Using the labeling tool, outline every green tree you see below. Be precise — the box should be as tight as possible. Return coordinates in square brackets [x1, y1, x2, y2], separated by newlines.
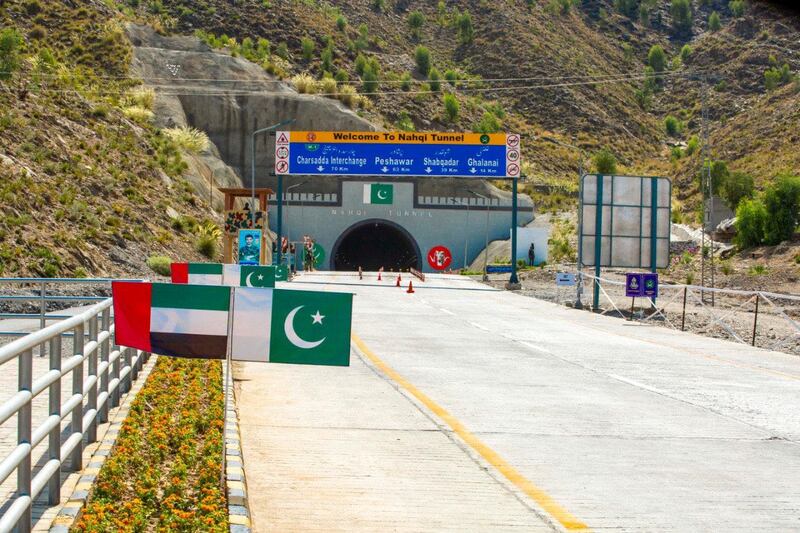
[764, 64, 791, 91]
[472, 111, 502, 133]
[457, 11, 474, 44]
[708, 11, 721, 31]
[429, 68, 441, 91]
[670, 0, 693, 36]
[0, 28, 23, 81]
[729, 0, 745, 18]
[664, 115, 681, 136]
[593, 148, 617, 174]
[443, 93, 459, 122]
[355, 53, 367, 76]
[701, 160, 729, 196]
[415, 45, 431, 75]
[763, 175, 800, 245]
[400, 72, 412, 91]
[362, 64, 379, 94]
[318, 48, 331, 73]
[734, 198, 767, 248]
[335, 15, 347, 31]
[648, 44, 666, 73]
[300, 36, 315, 61]
[408, 10, 425, 39]
[686, 135, 700, 155]
[614, 0, 639, 19]
[372, 0, 385, 12]
[445, 69, 457, 86]
[680, 44, 692, 62]
[720, 171, 754, 210]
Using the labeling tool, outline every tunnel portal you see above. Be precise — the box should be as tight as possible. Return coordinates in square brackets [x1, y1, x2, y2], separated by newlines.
[332, 219, 421, 272]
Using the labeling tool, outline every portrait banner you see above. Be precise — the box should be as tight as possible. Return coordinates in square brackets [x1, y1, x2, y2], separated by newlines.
[238, 229, 262, 266]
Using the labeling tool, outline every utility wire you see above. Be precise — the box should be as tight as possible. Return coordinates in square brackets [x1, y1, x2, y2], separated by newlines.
[7, 71, 710, 98]
[0, 68, 703, 86]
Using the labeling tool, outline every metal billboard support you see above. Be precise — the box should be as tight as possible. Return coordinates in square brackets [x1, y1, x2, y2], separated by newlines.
[592, 175, 604, 310]
[507, 176, 520, 288]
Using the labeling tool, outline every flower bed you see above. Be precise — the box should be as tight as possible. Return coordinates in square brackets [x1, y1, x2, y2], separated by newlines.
[74, 358, 228, 532]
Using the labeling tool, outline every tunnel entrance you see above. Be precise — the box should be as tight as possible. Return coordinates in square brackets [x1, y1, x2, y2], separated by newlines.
[332, 219, 421, 271]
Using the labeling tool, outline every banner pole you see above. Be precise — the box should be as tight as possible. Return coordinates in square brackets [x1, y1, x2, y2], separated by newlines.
[222, 289, 235, 489]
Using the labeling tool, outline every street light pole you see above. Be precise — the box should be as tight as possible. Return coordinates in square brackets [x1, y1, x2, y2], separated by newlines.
[250, 118, 295, 265]
[284, 180, 308, 245]
[464, 198, 470, 269]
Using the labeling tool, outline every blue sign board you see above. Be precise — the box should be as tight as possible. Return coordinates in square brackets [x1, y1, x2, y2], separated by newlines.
[556, 273, 576, 286]
[274, 131, 521, 178]
[642, 273, 659, 298]
[625, 273, 658, 298]
[486, 264, 513, 274]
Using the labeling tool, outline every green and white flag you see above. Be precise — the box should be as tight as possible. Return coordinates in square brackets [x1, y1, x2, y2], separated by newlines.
[363, 183, 393, 205]
[223, 264, 276, 287]
[275, 264, 289, 281]
[231, 288, 352, 366]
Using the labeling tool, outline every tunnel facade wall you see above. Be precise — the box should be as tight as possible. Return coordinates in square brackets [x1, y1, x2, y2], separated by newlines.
[268, 178, 534, 273]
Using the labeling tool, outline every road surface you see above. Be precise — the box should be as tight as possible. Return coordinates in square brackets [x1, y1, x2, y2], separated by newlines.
[235, 271, 800, 532]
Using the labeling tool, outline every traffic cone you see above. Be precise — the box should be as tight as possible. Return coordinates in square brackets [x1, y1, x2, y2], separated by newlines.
[406, 281, 415, 294]
[396, 274, 401, 287]
[377, 271, 382, 281]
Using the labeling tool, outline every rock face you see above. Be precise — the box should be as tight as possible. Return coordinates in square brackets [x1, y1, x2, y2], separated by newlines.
[126, 24, 522, 203]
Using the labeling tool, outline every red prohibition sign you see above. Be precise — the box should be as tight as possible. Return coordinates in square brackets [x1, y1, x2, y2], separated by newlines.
[506, 134, 520, 148]
[306, 132, 317, 142]
[507, 149, 520, 162]
[276, 146, 289, 158]
[276, 160, 289, 173]
[427, 245, 452, 271]
[507, 163, 520, 176]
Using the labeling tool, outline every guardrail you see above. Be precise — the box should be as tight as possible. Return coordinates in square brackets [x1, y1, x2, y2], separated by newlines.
[0, 278, 142, 338]
[0, 298, 150, 533]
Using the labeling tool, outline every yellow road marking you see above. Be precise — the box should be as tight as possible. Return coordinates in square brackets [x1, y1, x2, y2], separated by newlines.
[351, 333, 589, 531]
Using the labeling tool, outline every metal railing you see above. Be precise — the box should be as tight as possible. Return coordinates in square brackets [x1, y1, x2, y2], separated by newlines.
[0, 298, 150, 533]
[0, 278, 141, 338]
[583, 274, 800, 353]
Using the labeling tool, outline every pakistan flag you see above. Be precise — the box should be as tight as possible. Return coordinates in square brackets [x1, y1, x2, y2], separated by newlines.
[270, 289, 352, 366]
[240, 265, 275, 287]
[363, 183, 393, 205]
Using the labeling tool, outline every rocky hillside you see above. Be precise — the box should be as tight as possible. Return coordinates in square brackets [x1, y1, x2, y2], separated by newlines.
[0, 0, 222, 277]
[121, 0, 799, 201]
[1, 0, 798, 277]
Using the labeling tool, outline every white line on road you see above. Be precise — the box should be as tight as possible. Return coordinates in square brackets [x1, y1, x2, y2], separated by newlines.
[608, 373, 668, 396]
[439, 308, 456, 316]
[469, 321, 490, 332]
[519, 341, 553, 355]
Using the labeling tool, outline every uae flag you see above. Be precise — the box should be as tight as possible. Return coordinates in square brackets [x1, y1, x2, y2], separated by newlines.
[113, 282, 231, 359]
[363, 183, 393, 205]
[222, 265, 276, 287]
[231, 288, 352, 366]
[171, 263, 224, 285]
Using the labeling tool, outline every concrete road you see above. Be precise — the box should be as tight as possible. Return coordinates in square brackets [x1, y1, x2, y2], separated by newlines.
[236, 271, 800, 532]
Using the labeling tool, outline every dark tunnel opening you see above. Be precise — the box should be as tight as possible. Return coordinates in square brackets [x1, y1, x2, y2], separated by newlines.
[332, 220, 421, 271]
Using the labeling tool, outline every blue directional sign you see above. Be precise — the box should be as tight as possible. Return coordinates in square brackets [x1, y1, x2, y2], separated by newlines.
[274, 131, 521, 178]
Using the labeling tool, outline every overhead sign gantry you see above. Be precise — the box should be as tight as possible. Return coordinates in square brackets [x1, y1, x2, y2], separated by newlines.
[274, 131, 521, 178]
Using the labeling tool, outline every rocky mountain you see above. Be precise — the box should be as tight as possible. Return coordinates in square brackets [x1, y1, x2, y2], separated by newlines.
[0, 0, 798, 277]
